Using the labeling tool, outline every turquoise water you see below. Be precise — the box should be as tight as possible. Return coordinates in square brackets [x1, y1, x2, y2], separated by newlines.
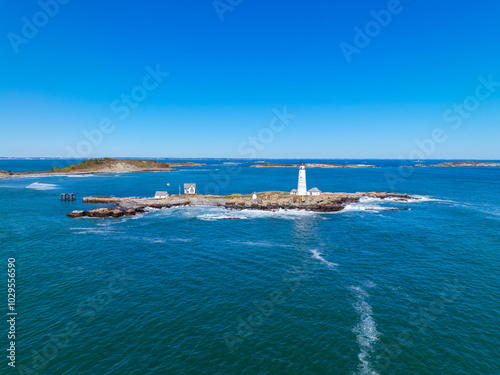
[1, 160, 499, 374]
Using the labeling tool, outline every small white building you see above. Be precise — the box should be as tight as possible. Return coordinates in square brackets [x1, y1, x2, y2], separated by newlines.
[308, 187, 321, 196]
[290, 189, 298, 195]
[184, 183, 196, 195]
[252, 192, 257, 200]
[155, 191, 169, 198]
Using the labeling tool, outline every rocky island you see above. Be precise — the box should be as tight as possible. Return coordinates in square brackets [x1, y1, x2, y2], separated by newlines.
[67, 191, 416, 218]
[250, 163, 377, 168]
[416, 161, 500, 167]
[0, 158, 206, 179]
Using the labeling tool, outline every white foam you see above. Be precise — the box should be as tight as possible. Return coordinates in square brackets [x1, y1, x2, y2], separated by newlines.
[351, 286, 380, 375]
[197, 212, 244, 221]
[363, 280, 376, 289]
[65, 174, 97, 178]
[143, 237, 166, 244]
[146, 206, 319, 221]
[128, 213, 146, 220]
[349, 285, 369, 298]
[230, 240, 291, 248]
[341, 195, 429, 213]
[409, 195, 450, 203]
[358, 195, 444, 204]
[71, 227, 114, 235]
[343, 204, 386, 212]
[175, 168, 212, 172]
[169, 238, 193, 242]
[26, 182, 59, 190]
[197, 207, 319, 221]
[310, 249, 338, 267]
[343, 197, 387, 213]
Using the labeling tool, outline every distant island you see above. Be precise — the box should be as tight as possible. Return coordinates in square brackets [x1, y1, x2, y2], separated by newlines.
[0, 158, 206, 179]
[250, 163, 377, 168]
[415, 161, 500, 167]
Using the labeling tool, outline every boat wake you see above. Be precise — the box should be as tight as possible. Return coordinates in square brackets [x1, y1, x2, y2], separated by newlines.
[310, 249, 338, 268]
[350, 286, 380, 375]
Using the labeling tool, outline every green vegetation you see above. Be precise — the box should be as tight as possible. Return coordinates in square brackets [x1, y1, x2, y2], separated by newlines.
[63, 158, 108, 170]
[61, 158, 170, 171]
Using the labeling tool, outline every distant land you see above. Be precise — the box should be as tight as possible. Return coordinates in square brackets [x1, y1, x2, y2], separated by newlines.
[250, 163, 377, 168]
[0, 158, 205, 179]
[415, 161, 500, 167]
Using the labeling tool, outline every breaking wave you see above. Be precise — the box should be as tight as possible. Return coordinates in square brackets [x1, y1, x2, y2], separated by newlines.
[65, 174, 97, 178]
[197, 208, 319, 221]
[26, 182, 59, 190]
[146, 206, 319, 221]
[402, 195, 449, 203]
[341, 195, 435, 213]
[343, 197, 393, 213]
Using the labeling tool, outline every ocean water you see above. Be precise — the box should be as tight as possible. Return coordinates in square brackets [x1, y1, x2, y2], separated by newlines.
[1, 159, 499, 375]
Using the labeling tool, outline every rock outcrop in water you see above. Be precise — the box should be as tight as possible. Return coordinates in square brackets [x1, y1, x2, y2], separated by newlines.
[67, 192, 416, 218]
[67, 207, 147, 218]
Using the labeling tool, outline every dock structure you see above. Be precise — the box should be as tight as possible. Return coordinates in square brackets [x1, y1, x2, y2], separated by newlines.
[60, 193, 76, 201]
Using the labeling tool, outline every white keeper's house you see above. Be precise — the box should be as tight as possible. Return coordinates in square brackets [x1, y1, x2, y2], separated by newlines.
[184, 183, 196, 195]
[308, 187, 322, 196]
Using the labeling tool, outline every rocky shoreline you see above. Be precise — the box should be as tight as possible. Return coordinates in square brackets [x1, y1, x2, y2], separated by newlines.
[67, 191, 416, 218]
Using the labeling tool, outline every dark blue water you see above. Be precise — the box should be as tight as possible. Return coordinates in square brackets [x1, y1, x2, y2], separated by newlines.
[1, 160, 499, 374]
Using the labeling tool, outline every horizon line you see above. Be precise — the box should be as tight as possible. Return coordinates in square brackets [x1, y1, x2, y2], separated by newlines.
[1, 157, 500, 161]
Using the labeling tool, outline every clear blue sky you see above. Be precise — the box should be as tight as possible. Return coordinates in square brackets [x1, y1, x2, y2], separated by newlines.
[1, 0, 499, 158]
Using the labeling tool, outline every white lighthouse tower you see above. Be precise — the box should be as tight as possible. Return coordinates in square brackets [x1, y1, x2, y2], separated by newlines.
[297, 161, 307, 196]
